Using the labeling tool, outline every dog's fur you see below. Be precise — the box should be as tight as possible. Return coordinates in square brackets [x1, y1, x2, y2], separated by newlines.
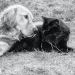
[0, 4, 37, 56]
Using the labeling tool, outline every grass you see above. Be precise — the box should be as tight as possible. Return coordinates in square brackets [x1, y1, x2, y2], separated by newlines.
[0, 51, 75, 75]
[1, 0, 75, 21]
[0, 0, 75, 75]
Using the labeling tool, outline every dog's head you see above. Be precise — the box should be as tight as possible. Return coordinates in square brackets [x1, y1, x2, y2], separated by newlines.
[0, 4, 37, 40]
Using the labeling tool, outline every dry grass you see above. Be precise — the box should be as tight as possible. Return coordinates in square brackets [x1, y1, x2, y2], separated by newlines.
[1, 0, 75, 21]
[0, 51, 75, 75]
[0, 0, 75, 75]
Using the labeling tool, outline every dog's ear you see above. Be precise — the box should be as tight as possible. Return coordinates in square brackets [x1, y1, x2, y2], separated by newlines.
[1, 8, 17, 28]
[0, 7, 20, 40]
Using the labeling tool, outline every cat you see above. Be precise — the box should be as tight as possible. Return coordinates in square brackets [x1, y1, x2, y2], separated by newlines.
[41, 16, 73, 53]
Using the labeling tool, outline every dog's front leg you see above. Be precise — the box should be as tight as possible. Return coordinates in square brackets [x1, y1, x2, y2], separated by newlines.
[0, 41, 10, 56]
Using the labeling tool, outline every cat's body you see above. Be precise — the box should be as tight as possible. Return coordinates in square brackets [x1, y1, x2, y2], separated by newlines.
[41, 17, 73, 52]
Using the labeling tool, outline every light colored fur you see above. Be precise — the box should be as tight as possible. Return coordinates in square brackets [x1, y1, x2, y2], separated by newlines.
[0, 4, 37, 56]
[34, 21, 43, 27]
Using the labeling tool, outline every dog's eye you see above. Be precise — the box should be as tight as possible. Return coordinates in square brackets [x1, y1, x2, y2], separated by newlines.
[24, 15, 28, 19]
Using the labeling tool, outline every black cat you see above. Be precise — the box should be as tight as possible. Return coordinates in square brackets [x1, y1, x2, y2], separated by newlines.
[41, 16, 73, 52]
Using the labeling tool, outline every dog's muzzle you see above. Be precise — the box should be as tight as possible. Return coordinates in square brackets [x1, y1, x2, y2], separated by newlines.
[21, 26, 38, 38]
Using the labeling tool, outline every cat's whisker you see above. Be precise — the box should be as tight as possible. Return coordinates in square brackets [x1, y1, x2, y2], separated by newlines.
[46, 40, 63, 53]
[46, 40, 53, 50]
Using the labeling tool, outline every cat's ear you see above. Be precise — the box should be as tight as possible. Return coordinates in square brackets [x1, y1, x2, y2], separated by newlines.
[53, 19, 59, 25]
[42, 16, 48, 23]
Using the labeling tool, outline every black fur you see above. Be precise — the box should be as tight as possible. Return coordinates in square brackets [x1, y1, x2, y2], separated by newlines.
[7, 30, 42, 53]
[41, 16, 73, 52]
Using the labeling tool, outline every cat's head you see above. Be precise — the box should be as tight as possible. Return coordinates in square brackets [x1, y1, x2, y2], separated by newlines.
[42, 16, 61, 43]
[42, 16, 60, 32]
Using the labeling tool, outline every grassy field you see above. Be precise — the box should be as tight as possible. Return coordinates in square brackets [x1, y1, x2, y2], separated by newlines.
[0, 51, 75, 75]
[1, 0, 75, 21]
[0, 0, 75, 75]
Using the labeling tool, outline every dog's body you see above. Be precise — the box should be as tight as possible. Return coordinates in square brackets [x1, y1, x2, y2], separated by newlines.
[0, 4, 37, 56]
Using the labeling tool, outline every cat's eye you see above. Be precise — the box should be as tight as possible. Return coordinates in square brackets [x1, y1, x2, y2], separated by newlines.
[24, 15, 28, 19]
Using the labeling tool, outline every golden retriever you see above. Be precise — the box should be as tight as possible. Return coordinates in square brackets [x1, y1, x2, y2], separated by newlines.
[0, 4, 37, 56]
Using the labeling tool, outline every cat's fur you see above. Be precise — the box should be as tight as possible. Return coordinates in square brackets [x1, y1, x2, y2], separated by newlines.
[41, 16, 73, 52]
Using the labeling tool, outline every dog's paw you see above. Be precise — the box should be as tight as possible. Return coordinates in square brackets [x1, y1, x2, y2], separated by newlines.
[0, 41, 10, 56]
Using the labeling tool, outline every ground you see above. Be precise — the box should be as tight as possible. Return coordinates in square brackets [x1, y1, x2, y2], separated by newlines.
[1, 51, 75, 75]
[0, 0, 75, 75]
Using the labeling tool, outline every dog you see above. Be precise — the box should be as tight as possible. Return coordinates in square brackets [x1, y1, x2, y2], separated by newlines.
[0, 4, 37, 56]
